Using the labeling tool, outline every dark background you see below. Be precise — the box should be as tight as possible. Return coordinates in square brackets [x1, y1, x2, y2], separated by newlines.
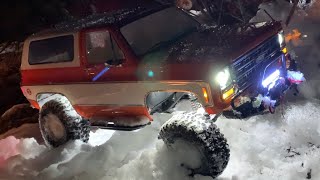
[0, 0, 73, 43]
[0, 0, 150, 43]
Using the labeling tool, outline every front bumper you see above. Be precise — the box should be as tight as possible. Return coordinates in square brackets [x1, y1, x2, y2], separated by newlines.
[221, 53, 305, 118]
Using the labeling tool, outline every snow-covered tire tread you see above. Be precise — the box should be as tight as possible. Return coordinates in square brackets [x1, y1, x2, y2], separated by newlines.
[39, 96, 90, 147]
[159, 111, 230, 178]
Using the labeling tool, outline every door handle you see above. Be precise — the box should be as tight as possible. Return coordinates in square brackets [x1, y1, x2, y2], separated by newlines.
[84, 68, 95, 75]
[84, 68, 93, 71]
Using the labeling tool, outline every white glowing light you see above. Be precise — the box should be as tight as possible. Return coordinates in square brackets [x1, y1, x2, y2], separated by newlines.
[262, 70, 280, 88]
[278, 33, 284, 46]
[216, 68, 230, 90]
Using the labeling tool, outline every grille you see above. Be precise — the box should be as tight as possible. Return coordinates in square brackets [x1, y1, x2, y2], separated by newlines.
[231, 35, 281, 91]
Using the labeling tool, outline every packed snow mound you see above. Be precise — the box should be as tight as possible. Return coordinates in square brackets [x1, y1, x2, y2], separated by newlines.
[217, 100, 320, 180]
[0, 101, 319, 180]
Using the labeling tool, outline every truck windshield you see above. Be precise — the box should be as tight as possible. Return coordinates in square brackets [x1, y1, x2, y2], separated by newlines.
[120, 7, 198, 56]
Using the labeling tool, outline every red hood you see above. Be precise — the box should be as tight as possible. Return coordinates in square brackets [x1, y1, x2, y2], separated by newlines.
[165, 21, 283, 66]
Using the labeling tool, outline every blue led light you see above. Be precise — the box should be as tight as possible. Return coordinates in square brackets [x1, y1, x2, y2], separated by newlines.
[262, 69, 280, 89]
[92, 67, 110, 81]
[148, 70, 154, 77]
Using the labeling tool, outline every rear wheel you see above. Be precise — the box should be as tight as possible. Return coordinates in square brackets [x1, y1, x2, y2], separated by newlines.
[39, 97, 90, 148]
[159, 111, 230, 178]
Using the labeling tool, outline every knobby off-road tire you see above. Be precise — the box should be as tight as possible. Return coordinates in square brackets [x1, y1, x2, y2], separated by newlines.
[39, 97, 90, 148]
[159, 112, 230, 178]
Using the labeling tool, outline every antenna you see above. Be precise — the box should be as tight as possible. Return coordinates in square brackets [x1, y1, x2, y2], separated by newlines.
[263, 9, 275, 22]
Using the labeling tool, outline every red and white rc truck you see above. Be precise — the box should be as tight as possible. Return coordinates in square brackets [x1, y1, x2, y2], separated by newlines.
[20, 2, 304, 178]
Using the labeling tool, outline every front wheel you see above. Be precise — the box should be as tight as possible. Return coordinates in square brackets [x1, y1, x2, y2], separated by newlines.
[39, 97, 90, 148]
[159, 112, 230, 178]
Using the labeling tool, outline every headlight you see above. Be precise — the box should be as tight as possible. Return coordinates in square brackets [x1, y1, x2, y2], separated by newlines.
[215, 67, 231, 90]
[278, 31, 285, 47]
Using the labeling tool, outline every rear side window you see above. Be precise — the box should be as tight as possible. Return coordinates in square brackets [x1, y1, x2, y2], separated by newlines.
[28, 35, 74, 65]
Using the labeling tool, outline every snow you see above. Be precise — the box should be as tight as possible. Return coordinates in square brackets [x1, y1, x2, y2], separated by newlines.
[217, 101, 320, 180]
[0, 42, 21, 55]
[54, 7, 144, 31]
[1, 100, 320, 180]
[0, 0, 320, 179]
[161, 108, 211, 133]
[0, 136, 19, 168]
[296, 0, 316, 9]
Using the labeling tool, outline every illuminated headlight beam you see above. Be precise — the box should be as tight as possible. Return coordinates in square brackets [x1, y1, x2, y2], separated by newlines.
[262, 70, 280, 88]
[278, 33, 284, 45]
[215, 67, 231, 90]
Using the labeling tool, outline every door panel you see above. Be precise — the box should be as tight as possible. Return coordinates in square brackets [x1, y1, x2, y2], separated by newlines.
[83, 29, 138, 82]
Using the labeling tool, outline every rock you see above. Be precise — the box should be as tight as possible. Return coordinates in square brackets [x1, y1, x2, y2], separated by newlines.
[0, 104, 38, 134]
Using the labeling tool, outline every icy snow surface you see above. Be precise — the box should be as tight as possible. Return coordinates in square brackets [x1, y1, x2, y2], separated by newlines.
[0, 0, 320, 179]
[1, 101, 320, 180]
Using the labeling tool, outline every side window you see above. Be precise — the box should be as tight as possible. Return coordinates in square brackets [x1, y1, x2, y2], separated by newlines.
[85, 31, 124, 65]
[28, 35, 74, 65]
